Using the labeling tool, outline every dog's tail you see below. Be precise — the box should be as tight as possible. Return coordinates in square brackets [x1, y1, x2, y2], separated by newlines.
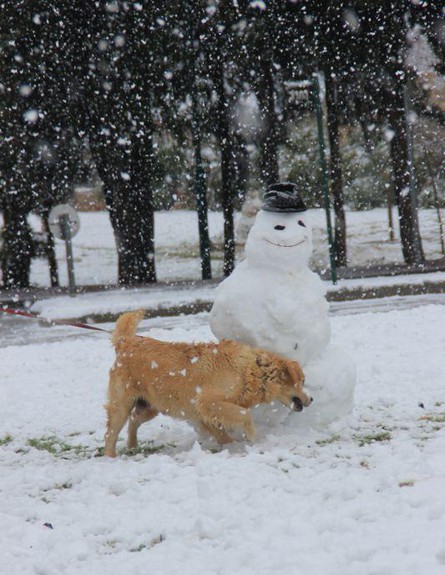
[111, 310, 145, 350]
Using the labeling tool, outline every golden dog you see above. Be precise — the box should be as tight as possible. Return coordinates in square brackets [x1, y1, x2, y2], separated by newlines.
[104, 310, 312, 457]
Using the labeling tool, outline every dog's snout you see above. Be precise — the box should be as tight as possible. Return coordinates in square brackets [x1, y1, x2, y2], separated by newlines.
[303, 395, 313, 407]
[291, 396, 304, 412]
[292, 394, 313, 411]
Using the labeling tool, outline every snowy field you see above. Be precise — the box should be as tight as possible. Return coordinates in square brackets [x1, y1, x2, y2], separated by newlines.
[11, 207, 445, 286]
[1, 303, 445, 575]
[2, 206, 445, 574]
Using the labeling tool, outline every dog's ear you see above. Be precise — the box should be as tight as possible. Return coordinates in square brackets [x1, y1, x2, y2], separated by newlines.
[283, 359, 305, 385]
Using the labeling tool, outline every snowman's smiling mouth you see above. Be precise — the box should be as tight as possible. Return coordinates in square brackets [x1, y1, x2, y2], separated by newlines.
[265, 239, 306, 248]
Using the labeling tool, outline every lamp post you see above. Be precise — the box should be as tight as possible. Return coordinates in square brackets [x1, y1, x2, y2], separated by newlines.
[285, 75, 337, 284]
[48, 204, 80, 297]
[311, 73, 337, 284]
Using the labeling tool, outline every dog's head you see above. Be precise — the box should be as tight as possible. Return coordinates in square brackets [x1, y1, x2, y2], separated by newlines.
[280, 360, 312, 412]
[257, 353, 312, 412]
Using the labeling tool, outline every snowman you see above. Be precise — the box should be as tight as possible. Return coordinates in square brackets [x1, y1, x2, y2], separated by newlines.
[210, 182, 355, 428]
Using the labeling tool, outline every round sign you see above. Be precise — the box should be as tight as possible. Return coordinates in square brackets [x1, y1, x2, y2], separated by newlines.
[48, 204, 81, 240]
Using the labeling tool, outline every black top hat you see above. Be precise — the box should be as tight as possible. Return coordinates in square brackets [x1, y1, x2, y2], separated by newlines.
[262, 182, 307, 213]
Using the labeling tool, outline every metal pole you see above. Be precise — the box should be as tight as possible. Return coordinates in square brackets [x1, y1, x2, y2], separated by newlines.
[42, 212, 59, 287]
[60, 214, 76, 297]
[311, 74, 337, 284]
[387, 186, 396, 242]
[187, 1, 212, 280]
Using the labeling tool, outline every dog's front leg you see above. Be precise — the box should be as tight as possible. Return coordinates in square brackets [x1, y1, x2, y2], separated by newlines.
[197, 400, 256, 442]
[197, 422, 234, 445]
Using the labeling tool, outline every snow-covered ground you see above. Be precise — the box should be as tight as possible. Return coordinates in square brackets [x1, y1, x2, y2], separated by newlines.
[1, 303, 445, 575]
[16, 207, 445, 287]
[1, 207, 445, 573]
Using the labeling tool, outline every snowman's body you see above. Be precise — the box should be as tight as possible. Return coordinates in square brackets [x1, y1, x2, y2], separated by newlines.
[212, 263, 330, 367]
[210, 208, 355, 427]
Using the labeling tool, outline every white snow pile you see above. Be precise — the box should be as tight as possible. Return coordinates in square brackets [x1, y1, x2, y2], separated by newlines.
[1, 304, 445, 574]
[210, 206, 356, 428]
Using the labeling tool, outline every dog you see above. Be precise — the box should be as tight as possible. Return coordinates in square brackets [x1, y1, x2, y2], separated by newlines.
[104, 310, 312, 457]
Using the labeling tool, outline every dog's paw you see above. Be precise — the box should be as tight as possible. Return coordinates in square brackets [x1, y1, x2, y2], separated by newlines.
[243, 421, 256, 442]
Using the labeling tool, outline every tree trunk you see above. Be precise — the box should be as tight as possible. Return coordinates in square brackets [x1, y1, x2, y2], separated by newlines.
[130, 132, 156, 284]
[325, 74, 347, 268]
[104, 185, 156, 285]
[214, 62, 235, 277]
[89, 132, 156, 286]
[388, 82, 424, 265]
[222, 163, 235, 277]
[256, 61, 279, 185]
[2, 207, 33, 288]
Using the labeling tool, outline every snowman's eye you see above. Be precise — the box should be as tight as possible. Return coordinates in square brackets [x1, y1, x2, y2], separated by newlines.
[298, 220, 306, 228]
[274, 225, 286, 231]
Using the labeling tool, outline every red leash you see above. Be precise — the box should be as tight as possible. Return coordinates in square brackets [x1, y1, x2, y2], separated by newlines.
[0, 307, 111, 333]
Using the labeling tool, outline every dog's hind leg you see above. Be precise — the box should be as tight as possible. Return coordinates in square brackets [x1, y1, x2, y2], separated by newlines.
[127, 400, 159, 450]
[104, 375, 135, 457]
[197, 400, 256, 442]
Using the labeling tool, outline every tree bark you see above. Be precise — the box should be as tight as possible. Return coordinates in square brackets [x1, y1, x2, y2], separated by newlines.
[214, 62, 235, 276]
[388, 82, 424, 265]
[2, 207, 33, 288]
[256, 61, 280, 186]
[325, 74, 347, 268]
[89, 130, 156, 286]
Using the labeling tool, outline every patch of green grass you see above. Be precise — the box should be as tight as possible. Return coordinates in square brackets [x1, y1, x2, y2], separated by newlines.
[129, 543, 147, 553]
[315, 434, 341, 447]
[96, 441, 174, 458]
[129, 534, 165, 552]
[40, 481, 74, 503]
[0, 434, 13, 446]
[126, 442, 169, 456]
[419, 413, 445, 424]
[277, 461, 301, 474]
[354, 431, 392, 447]
[27, 436, 86, 457]
[41, 482, 73, 498]
[94, 443, 169, 458]
[376, 423, 392, 431]
[54, 482, 73, 490]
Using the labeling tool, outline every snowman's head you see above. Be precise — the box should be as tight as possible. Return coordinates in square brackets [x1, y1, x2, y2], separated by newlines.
[245, 209, 313, 269]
